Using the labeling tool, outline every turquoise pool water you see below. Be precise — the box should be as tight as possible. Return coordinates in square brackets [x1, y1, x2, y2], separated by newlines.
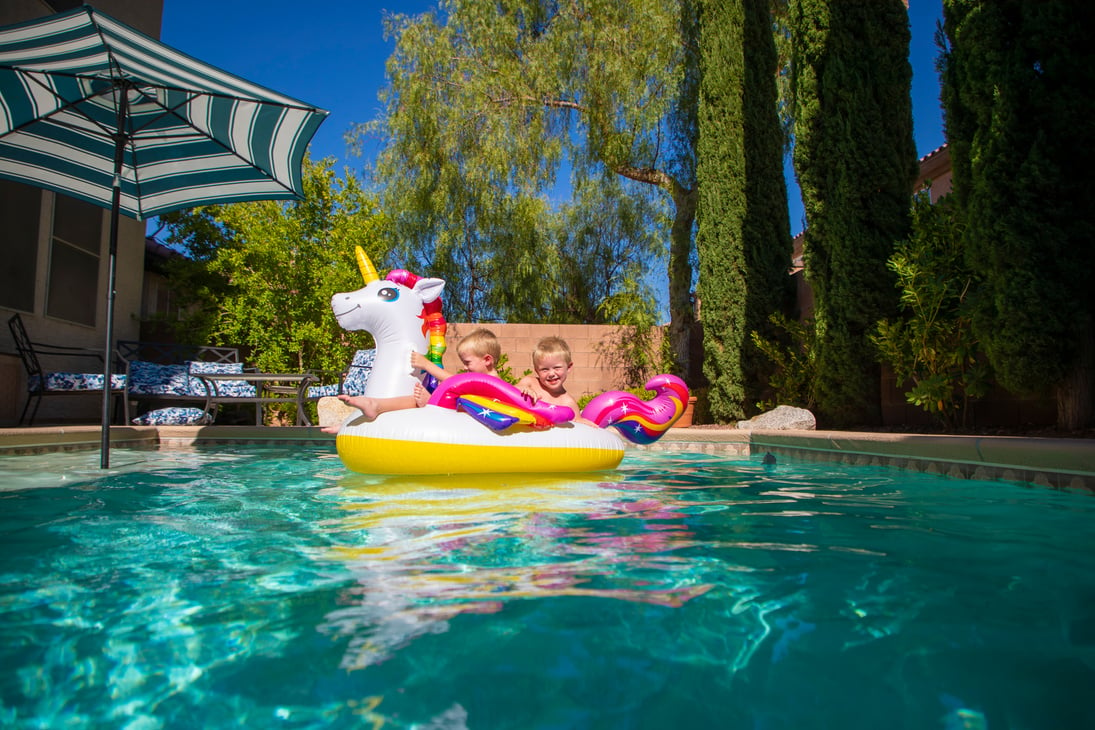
[1, 446, 1093, 729]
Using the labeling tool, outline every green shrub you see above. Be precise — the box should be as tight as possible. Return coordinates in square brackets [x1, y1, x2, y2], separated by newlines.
[750, 313, 818, 412]
[871, 195, 990, 427]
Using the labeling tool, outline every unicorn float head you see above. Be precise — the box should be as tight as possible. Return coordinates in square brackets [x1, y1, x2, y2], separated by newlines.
[330, 247, 447, 399]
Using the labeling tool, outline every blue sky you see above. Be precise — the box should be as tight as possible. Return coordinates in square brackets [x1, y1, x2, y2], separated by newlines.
[160, 0, 947, 238]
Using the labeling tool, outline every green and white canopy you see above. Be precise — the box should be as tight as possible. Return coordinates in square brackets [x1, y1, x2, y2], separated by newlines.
[0, 6, 328, 218]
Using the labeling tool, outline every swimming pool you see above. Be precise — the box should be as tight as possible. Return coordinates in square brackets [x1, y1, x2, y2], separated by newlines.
[1, 446, 1093, 728]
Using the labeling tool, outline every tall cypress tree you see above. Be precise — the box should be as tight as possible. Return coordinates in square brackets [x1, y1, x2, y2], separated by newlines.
[789, 0, 917, 427]
[940, 0, 1095, 429]
[696, 0, 794, 421]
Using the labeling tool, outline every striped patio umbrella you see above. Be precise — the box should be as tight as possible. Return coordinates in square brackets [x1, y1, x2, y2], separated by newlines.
[0, 7, 328, 467]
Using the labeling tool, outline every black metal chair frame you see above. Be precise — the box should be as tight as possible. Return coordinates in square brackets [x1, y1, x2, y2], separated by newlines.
[7, 313, 123, 426]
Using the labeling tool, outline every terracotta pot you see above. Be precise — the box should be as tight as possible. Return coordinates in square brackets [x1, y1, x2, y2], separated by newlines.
[672, 396, 698, 428]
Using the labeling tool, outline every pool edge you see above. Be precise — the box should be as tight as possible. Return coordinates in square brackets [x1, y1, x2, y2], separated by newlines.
[647, 429, 1095, 492]
[1, 425, 1091, 491]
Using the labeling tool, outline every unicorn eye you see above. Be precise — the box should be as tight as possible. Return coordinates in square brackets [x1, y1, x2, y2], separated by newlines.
[377, 287, 399, 302]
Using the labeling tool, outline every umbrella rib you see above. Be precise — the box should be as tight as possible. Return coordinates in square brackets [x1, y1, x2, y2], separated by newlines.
[0, 65, 321, 112]
[0, 67, 120, 142]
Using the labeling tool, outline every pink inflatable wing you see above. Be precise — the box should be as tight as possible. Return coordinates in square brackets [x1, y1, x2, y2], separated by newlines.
[581, 374, 689, 445]
[427, 373, 575, 430]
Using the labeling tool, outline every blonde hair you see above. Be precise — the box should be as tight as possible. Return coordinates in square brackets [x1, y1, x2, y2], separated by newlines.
[457, 328, 501, 361]
[533, 336, 572, 366]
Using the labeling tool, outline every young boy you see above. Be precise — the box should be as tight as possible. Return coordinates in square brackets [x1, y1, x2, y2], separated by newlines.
[324, 328, 503, 431]
[516, 336, 592, 424]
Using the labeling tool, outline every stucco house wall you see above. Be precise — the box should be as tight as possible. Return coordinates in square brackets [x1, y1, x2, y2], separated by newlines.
[0, 1, 164, 425]
[914, 144, 952, 202]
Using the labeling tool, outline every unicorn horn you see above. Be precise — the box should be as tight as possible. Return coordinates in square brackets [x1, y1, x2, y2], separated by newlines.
[355, 246, 380, 284]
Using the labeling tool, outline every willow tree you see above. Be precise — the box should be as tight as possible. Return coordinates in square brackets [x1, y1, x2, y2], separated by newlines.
[554, 175, 665, 326]
[789, 0, 917, 427]
[358, 0, 697, 373]
[940, 0, 1095, 429]
[695, 0, 794, 422]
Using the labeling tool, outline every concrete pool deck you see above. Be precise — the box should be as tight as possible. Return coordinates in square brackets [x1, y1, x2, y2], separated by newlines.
[0, 425, 1092, 492]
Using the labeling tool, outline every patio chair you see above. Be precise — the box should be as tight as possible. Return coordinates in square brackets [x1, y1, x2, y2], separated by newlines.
[7, 313, 125, 426]
[306, 349, 376, 400]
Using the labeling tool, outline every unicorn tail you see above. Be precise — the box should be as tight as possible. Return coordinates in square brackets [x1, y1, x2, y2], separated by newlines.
[580, 374, 689, 445]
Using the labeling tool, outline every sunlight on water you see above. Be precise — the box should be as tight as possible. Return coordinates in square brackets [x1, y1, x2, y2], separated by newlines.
[1, 446, 1093, 729]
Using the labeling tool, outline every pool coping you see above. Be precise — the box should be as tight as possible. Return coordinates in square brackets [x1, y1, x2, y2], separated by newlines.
[651, 428, 1095, 491]
[0, 425, 1092, 491]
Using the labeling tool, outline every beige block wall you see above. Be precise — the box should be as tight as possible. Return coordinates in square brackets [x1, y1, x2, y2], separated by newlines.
[443, 323, 652, 401]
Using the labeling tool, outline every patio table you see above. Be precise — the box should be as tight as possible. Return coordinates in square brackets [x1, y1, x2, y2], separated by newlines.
[196, 372, 318, 426]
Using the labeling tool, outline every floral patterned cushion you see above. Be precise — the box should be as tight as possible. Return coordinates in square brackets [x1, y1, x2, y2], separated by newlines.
[186, 361, 256, 398]
[131, 407, 213, 426]
[306, 383, 341, 398]
[127, 361, 191, 395]
[341, 349, 375, 396]
[29, 372, 126, 391]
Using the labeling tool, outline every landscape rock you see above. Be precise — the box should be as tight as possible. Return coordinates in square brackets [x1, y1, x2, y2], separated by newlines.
[736, 405, 816, 431]
[317, 396, 359, 429]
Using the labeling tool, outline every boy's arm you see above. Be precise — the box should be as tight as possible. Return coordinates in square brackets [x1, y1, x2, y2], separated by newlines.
[412, 351, 450, 381]
[560, 393, 595, 425]
[517, 374, 545, 402]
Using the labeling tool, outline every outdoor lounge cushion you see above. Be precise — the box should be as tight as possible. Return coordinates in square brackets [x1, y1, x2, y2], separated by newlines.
[186, 361, 256, 397]
[131, 407, 213, 426]
[127, 361, 191, 395]
[127, 360, 257, 398]
[29, 372, 126, 391]
[306, 382, 342, 398]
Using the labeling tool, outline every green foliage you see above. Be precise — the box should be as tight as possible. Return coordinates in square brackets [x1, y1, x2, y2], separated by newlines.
[555, 177, 665, 326]
[696, 0, 795, 422]
[788, 0, 917, 426]
[940, 0, 1095, 428]
[494, 353, 518, 386]
[577, 385, 656, 411]
[158, 157, 387, 375]
[360, 0, 698, 365]
[871, 196, 989, 427]
[597, 320, 675, 393]
[750, 312, 818, 412]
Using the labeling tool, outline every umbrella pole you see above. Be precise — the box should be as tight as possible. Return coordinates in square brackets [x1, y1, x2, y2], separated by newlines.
[99, 129, 126, 469]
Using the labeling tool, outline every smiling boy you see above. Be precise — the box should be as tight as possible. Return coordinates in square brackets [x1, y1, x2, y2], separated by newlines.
[517, 336, 592, 424]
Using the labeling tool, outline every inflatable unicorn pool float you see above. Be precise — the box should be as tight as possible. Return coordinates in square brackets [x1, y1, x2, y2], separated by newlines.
[329, 247, 688, 475]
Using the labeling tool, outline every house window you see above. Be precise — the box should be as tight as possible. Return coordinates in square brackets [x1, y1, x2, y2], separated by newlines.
[46, 194, 102, 327]
[0, 180, 41, 312]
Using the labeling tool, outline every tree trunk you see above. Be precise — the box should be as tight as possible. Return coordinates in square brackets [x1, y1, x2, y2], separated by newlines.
[1056, 323, 1095, 429]
[667, 186, 697, 382]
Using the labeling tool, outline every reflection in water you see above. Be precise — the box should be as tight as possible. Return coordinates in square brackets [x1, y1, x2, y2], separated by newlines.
[319, 472, 716, 670]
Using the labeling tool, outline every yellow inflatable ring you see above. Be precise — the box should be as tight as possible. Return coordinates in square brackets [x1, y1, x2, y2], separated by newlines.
[336, 406, 626, 475]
